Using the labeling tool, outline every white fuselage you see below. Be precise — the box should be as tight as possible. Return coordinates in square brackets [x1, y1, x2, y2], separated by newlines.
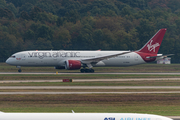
[6, 50, 148, 67]
[0, 113, 172, 120]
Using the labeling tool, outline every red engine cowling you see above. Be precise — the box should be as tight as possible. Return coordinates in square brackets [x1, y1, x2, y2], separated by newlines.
[65, 60, 81, 70]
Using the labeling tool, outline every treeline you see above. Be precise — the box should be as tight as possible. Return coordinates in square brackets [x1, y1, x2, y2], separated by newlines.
[0, 0, 180, 62]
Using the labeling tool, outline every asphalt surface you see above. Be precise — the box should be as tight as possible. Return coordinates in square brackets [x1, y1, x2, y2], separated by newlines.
[1, 85, 180, 94]
[1, 78, 180, 94]
[1, 91, 180, 94]
[0, 86, 180, 89]
[1, 72, 180, 75]
[1, 78, 180, 83]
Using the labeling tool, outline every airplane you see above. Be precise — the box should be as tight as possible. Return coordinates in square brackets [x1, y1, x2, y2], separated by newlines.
[6, 28, 171, 73]
[0, 111, 173, 120]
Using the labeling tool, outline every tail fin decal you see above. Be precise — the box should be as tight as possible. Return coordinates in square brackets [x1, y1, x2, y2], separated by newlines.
[138, 28, 167, 54]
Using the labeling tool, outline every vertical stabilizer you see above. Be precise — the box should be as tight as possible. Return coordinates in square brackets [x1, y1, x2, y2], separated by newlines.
[138, 28, 167, 54]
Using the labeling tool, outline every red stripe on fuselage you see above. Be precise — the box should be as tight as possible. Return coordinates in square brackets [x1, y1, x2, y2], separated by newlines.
[135, 51, 156, 63]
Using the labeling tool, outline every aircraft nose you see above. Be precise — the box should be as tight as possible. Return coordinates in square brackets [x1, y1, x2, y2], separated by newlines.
[6, 58, 14, 65]
[6, 58, 10, 64]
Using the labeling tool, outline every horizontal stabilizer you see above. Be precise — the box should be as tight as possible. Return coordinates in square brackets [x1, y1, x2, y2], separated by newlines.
[146, 54, 174, 59]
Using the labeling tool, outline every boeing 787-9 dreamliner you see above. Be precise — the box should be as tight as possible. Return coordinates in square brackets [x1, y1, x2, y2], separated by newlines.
[6, 28, 171, 73]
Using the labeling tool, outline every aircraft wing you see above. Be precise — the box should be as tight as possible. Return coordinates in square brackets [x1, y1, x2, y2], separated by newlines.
[80, 51, 131, 65]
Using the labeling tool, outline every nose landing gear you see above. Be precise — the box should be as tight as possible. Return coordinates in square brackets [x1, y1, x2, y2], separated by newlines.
[17, 66, 22, 72]
[18, 69, 22, 72]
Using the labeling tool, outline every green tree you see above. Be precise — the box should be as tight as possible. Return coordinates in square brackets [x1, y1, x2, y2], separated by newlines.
[52, 28, 71, 49]
[92, 29, 104, 49]
[136, 19, 155, 47]
[114, 30, 130, 50]
[19, 3, 34, 14]
[121, 5, 132, 16]
[0, 32, 17, 58]
[65, 10, 80, 23]
[36, 24, 53, 40]
[36, 0, 56, 14]
[118, 0, 149, 9]
[24, 29, 35, 41]
[56, 17, 64, 26]
[77, 24, 93, 49]
[84, 0, 119, 16]
[35, 37, 53, 50]
[0, 0, 6, 8]
[7, 3, 18, 17]
[0, 8, 14, 20]
[30, 6, 42, 20]
[101, 28, 115, 50]
[20, 11, 30, 20]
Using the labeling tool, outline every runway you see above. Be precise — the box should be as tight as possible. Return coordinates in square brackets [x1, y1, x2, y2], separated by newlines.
[1, 72, 180, 75]
[1, 86, 180, 94]
[1, 86, 180, 89]
[1, 91, 180, 94]
[1, 72, 180, 94]
[1, 78, 180, 83]
[1, 72, 180, 116]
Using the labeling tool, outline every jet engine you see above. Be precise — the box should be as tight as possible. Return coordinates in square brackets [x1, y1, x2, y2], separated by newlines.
[65, 60, 81, 70]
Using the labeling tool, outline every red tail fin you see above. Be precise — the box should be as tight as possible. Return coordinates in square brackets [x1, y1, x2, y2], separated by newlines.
[138, 28, 167, 54]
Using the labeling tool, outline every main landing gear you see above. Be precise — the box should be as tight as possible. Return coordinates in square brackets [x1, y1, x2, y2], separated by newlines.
[80, 69, 94, 73]
[18, 69, 22, 72]
[80, 64, 94, 73]
[17, 66, 22, 72]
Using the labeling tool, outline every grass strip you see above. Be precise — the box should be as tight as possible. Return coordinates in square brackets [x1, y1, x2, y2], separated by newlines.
[2, 63, 180, 73]
[0, 94, 180, 115]
[1, 74, 180, 80]
[1, 80, 180, 86]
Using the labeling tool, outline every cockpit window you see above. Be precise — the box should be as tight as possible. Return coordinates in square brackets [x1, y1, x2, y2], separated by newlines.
[10, 56, 16, 58]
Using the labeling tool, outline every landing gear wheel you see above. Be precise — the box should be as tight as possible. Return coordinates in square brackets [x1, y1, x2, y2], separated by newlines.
[80, 69, 94, 73]
[89, 69, 94, 73]
[80, 69, 85, 73]
[18, 69, 22, 72]
[85, 69, 90, 73]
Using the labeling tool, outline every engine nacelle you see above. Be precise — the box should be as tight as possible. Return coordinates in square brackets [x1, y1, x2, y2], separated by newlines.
[65, 60, 81, 70]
